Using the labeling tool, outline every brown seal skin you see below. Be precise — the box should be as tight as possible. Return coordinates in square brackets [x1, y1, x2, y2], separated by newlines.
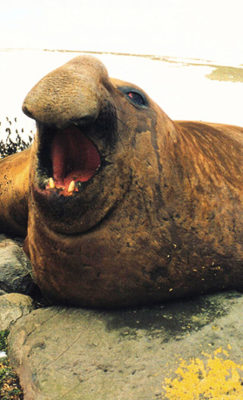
[0, 55, 242, 308]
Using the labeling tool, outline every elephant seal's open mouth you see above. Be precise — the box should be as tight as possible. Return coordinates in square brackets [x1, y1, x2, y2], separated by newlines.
[37, 124, 101, 196]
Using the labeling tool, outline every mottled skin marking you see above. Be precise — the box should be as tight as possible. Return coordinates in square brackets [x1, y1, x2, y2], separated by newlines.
[0, 56, 242, 308]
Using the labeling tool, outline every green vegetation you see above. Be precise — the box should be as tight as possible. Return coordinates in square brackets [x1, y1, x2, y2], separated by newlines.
[0, 331, 23, 400]
[0, 330, 9, 352]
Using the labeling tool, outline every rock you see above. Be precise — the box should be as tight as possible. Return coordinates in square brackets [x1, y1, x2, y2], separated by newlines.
[0, 293, 34, 330]
[0, 234, 36, 295]
[1, 233, 242, 398]
[8, 291, 243, 400]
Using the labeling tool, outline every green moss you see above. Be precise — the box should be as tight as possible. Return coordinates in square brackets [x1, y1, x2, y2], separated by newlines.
[0, 360, 23, 399]
[0, 330, 9, 352]
[0, 331, 23, 399]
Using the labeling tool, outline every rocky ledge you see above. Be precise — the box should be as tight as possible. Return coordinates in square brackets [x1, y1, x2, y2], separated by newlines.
[0, 234, 243, 399]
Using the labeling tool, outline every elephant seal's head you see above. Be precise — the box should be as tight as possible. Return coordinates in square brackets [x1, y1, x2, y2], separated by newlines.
[22, 55, 175, 235]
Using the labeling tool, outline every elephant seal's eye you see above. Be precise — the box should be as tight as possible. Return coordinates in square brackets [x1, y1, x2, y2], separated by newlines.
[118, 87, 148, 107]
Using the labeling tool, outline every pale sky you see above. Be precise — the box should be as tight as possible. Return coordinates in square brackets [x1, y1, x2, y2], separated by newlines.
[1, 0, 243, 62]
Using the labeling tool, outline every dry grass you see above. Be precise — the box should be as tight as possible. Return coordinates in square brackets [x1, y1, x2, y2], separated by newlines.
[0, 117, 33, 158]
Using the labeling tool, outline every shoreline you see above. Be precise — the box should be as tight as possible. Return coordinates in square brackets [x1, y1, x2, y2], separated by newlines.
[1, 47, 243, 68]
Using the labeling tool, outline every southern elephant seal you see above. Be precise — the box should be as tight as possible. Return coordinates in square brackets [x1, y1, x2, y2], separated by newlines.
[0, 55, 242, 307]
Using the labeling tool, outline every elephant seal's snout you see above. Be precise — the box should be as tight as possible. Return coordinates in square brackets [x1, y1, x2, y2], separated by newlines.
[22, 55, 110, 128]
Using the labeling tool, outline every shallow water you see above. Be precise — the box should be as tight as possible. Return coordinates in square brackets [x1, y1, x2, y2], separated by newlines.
[0, 48, 243, 141]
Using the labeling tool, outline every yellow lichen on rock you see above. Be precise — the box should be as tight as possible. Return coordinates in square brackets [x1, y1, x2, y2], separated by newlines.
[163, 347, 243, 399]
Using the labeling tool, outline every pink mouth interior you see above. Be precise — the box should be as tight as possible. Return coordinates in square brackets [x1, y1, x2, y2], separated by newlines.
[50, 126, 101, 194]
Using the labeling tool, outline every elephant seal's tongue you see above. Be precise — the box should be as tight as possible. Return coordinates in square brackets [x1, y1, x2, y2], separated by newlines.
[49, 126, 101, 195]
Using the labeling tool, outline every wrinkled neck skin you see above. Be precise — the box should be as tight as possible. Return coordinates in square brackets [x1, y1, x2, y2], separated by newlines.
[28, 107, 242, 252]
[26, 104, 242, 307]
[27, 99, 175, 239]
